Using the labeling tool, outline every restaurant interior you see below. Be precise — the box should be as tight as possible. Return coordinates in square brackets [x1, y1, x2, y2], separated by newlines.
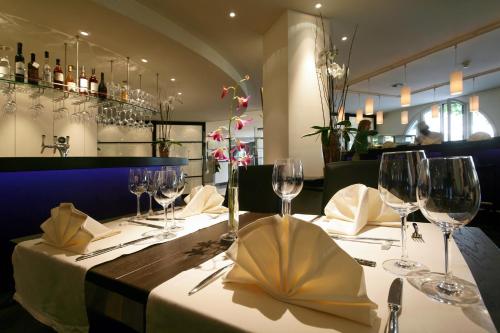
[0, 0, 499, 332]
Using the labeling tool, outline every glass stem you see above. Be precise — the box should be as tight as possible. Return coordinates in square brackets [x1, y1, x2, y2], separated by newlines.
[136, 194, 141, 217]
[163, 205, 169, 231]
[443, 230, 453, 284]
[282, 199, 291, 216]
[148, 193, 153, 215]
[400, 214, 408, 262]
[171, 202, 176, 228]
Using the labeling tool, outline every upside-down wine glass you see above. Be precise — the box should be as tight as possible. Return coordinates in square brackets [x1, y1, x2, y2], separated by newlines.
[378, 151, 428, 276]
[272, 159, 304, 216]
[408, 156, 481, 305]
[152, 169, 177, 240]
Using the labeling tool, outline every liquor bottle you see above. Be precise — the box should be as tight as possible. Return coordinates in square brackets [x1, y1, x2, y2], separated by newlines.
[98, 72, 107, 100]
[89, 68, 98, 96]
[27, 53, 39, 85]
[15, 42, 25, 83]
[43, 51, 52, 87]
[78, 65, 88, 95]
[65, 65, 76, 92]
[0, 47, 10, 79]
[53, 58, 64, 90]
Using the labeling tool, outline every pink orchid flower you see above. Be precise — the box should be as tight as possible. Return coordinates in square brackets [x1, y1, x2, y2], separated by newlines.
[238, 154, 253, 167]
[234, 117, 252, 130]
[208, 129, 224, 142]
[221, 86, 229, 99]
[235, 139, 247, 151]
[236, 96, 250, 110]
[212, 147, 228, 161]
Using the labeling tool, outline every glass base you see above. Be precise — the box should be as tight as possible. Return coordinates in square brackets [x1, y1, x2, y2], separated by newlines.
[382, 258, 428, 276]
[170, 224, 184, 231]
[142, 229, 176, 240]
[407, 272, 480, 305]
[220, 232, 237, 245]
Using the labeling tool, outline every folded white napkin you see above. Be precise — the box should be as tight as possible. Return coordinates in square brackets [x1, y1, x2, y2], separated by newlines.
[321, 184, 400, 235]
[224, 215, 378, 326]
[179, 185, 228, 218]
[40, 203, 120, 254]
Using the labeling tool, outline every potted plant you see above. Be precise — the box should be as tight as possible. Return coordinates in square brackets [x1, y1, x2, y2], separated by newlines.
[155, 97, 181, 157]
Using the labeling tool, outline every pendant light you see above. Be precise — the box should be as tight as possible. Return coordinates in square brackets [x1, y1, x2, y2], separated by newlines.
[431, 88, 439, 118]
[469, 77, 479, 112]
[401, 110, 408, 125]
[356, 93, 363, 123]
[450, 45, 463, 96]
[338, 105, 345, 121]
[376, 96, 383, 125]
[365, 79, 374, 115]
[400, 64, 411, 107]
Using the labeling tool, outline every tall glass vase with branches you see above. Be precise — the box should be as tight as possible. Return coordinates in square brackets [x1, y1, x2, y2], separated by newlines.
[156, 99, 181, 157]
[303, 14, 359, 163]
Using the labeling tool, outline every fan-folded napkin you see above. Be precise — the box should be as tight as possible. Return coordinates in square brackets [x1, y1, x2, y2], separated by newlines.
[180, 185, 228, 217]
[223, 214, 378, 326]
[41, 202, 119, 254]
[321, 184, 399, 235]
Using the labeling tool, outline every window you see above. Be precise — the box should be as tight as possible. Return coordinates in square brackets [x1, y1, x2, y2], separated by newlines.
[405, 100, 495, 141]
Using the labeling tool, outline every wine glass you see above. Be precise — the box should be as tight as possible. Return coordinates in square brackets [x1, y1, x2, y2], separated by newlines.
[170, 170, 186, 231]
[145, 170, 156, 216]
[408, 156, 481, 305]
[153, 169, 178, 240]
[128, 168, 147, 218]
[378, 151, 428, 275]
[272, 159, 304, 216]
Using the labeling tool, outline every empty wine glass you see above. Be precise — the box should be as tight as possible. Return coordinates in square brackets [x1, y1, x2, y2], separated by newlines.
[378, 150, 428, 276]
[129, 168, 147, 218]
[170, 170, 186, 231]
[152, 169, 177, 240]
[272, 159, 304, 216]
[408, 156, 481, 305]
[145, 170, 156, 216]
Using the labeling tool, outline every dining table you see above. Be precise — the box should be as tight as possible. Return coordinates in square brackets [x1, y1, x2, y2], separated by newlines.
[12, 211, 500, 333]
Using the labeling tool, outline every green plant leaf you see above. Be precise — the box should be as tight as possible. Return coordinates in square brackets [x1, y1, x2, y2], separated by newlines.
[337, 120, 351, 127]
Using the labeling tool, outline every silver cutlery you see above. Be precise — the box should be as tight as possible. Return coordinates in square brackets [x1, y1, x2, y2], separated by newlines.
[75, 235, 156, 261]
[146, 216, 186, 221]
[385, 278, 403, 333]
[129, 220, 163, 229]
[411, 223, 424, 242]
[329, 234, 400, 242]
[188, 257, 377, 296]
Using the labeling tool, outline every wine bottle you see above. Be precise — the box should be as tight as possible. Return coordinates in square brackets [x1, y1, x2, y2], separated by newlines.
[43, 51, 52, 87]
[53, 58, 64, 90]
[65, 65, 76, 92]
[27, 53, 39, 85]
[15, 42, 25, 83]
[78, 65, 88, 95]
[98, 72, 107, 100]
[89, 68, 98, 96]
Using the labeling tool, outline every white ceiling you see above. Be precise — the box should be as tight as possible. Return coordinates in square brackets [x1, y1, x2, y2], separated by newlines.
[0, 0, 500, 119]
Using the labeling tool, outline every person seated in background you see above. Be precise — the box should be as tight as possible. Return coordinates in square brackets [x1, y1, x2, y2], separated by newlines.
[468, 131, 492, 141]
[351, 119, 377, 159]
[415, 121, 443, 145]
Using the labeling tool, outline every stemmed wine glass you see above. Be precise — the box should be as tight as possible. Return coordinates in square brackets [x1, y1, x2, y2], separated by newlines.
[378, 151, 428, 275]
[272, 159, 304, 216]
[170, 170, 186, 231]
[145, 170, 156, 216]
[408, 156, 481, 305]
[152, 169, 178, 240]
[128, 168, 147, 219]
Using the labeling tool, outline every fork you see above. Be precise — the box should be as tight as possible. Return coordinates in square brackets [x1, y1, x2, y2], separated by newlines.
[411, 223, 424, 242]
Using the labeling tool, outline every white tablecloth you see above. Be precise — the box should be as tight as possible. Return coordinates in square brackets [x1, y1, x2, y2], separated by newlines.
[12, 212, 236, 333]
[146, 215, 496, 333]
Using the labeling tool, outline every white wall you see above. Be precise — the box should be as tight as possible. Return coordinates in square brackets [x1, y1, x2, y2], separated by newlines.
[377, 86, 500, 135]
[0, 92, 97, 157]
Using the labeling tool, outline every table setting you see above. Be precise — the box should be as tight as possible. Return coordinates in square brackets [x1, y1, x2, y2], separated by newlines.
[11, 151, 498, 333]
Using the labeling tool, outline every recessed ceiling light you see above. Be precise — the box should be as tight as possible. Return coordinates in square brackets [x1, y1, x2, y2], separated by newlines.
[315, 3, 322, 9]
[141, 58, 148, 63]
[229, 11, 236, 18]
[177, 92, 182, 95]
[341, 36, 348, 41]
[170, 78, 176, 82]
[79, 30, 90, 37]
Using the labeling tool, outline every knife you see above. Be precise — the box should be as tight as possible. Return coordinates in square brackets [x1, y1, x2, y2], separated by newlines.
[329, 234, 399, 242]
[130, 220, 164, 229]
[75, 235, 157, 261]
[385, 278, 403, 333]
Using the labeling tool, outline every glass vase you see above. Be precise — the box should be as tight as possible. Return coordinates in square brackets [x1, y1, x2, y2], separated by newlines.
[221, 163, 239, 243]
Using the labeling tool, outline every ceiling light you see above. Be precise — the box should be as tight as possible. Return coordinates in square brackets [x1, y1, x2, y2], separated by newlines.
[229, 11, 236, 18]
[79, 30, 90, 37]
[401, 110, 409, 125]
[141, 59, 148, 63]
[337, 106, 345, 121]
[432, 104, 440, 118]
[170, 78, 176, 82]
[376, 111, 384, 125]
[341, 36, 348, 41]
[356, 109, 363, 123]
[315, 3, 322, 9]
[177, 92, 182, 95]
[450, 70, 463, 96]
[469, 95, 479, 112]
[365, 97, 374, 115]
[400, 86, 411, 107]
